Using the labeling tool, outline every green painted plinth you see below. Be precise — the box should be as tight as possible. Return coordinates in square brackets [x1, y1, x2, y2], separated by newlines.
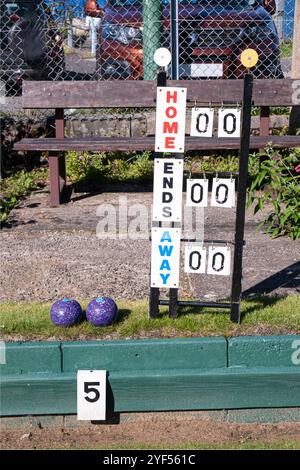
[1, 336, 300, 416]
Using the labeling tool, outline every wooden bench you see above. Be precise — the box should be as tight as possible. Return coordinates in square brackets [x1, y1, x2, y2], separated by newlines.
[14, 79, 300, 207]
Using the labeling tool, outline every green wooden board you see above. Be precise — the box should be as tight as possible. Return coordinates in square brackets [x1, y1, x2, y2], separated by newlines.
[1, 336, 300, 416]
[62, 337, 227, 372]
[228, 335, 300, 368]
[1, 368, 300, 416]
[0, 342, 62, 375]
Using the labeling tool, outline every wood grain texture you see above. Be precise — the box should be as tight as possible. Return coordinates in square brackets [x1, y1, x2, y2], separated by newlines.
[22, 79, 298, 109]
[1, 336, 300, 416]
[14, 135, 300, 152]
[0, 342, 61, 375]
[1, 368, 300, 416]
[62, 337, 227, 372]
[48, 155, 61, 207]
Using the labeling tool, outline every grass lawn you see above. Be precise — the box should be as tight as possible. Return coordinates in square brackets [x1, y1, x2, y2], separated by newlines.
[79, 440, 300, 450]
[0, 295, 299, 340]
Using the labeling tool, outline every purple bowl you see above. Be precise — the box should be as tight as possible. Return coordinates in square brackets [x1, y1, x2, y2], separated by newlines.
[86, 296, 118, 327]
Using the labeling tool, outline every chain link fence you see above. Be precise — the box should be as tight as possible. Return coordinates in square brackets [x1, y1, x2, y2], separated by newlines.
[0, 0, 297, 97]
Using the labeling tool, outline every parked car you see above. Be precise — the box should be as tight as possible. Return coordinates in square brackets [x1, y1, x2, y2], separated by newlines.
[98, 0, 283, 79]
[0, 0, 65, 92]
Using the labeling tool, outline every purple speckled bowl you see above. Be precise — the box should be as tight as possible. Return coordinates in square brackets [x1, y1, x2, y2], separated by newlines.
[50, 298, 82, 327]
[86, 297, 118, 327]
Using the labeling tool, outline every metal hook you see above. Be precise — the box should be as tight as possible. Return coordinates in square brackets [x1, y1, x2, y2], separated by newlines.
[203, 171, 207, 181]
[216, 172, 219, 181]
[194, 99, 197, 110]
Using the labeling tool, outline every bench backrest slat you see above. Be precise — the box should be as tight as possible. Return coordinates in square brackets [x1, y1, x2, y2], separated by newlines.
[22, 79, 298, 109]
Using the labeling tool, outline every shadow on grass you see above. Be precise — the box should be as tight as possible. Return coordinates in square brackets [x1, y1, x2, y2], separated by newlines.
[115, 309, 132, 324]
[239, 295, 286, 322]
[152, 295, 287, 323]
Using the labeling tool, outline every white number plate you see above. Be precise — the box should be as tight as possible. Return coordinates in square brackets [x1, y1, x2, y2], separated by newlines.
[77, 370, 106, 421]
[218, 108, 241, 138]
[207, 246, 231, 276]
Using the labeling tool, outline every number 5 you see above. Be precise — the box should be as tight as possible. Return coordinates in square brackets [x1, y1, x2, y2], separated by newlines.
[84, 382, 100, 403]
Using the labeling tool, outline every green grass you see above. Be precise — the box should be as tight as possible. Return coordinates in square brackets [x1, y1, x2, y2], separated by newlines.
[0, 295, 299, 340]
[72, 440, 300, 450]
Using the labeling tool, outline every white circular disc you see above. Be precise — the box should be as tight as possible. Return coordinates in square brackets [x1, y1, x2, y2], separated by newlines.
[153, 48, 172, 67]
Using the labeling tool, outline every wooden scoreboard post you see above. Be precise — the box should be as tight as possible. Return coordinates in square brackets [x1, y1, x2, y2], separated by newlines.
[149, 68, 186, 319]
[230, 73, 253, 322]
[149, 51, 254, 323]
[149, 70, 167, 319]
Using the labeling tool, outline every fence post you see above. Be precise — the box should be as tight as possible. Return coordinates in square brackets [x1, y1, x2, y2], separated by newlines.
[91, 23, 97, 56]
[289, 0, 300, 134]
[67, 19, 73, 48]
[143, 0, 162, 80]
[170, 0, 179, 79]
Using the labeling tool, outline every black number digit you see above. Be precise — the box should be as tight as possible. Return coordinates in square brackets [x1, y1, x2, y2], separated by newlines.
[189, 251, 202, 271]
[216, 183, 229, 204]
[84, 382, 100, 403]
[191, 183, 203, 204]
[223, 113, 236, 135]
[212, 253, 225, 272]
[196, 112, 209, 134]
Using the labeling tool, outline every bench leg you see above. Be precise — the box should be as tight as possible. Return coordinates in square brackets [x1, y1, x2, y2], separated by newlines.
[49, 153, 66, 207]
[259, 106, 270, 161]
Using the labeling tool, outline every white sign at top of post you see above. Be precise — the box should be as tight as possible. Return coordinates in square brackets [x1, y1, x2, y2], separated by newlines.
[155, 87, 187, 153]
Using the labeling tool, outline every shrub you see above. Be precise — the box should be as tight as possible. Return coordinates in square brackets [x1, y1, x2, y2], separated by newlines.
[66, 151, 153, 183]
[0, 169, 47, 224]
[247, 147, 300, 240]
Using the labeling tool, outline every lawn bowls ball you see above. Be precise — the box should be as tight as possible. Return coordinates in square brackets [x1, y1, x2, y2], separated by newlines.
[86, 297, 118, 327]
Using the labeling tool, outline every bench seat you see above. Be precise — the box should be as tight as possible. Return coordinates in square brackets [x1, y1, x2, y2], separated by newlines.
[14, 135, 300, 153]
[14, 79, 300, 207]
